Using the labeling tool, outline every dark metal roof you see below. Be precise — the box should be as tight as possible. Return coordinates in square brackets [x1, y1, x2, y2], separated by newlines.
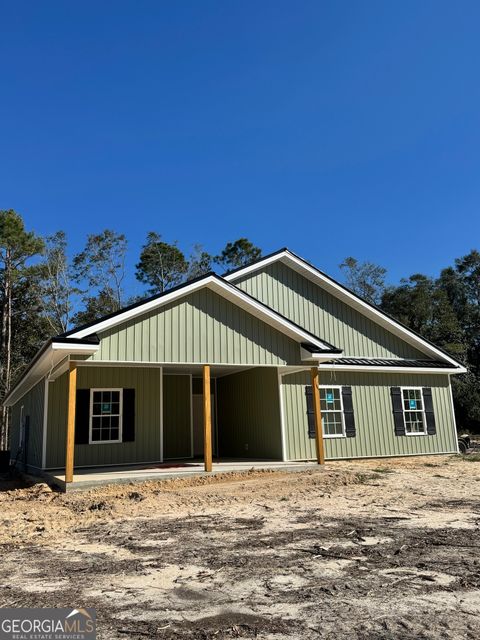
[324, 358, 458, 369]
[52, 334, 100, 345]
[301, 342, 343, 355]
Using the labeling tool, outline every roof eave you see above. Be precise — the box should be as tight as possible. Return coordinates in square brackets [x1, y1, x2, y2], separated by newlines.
[316, 363, 467, 374]
[3, 340, 100, 407]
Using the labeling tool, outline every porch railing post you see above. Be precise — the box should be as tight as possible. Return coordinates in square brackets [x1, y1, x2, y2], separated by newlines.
[65, 362, 77, 483]
[310, 367, 325, 465]
[203, 364, 212, 472]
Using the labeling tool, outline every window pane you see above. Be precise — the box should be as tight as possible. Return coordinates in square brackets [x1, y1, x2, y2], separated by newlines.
[405, 411, 425, 434]
[403, 389, 423, 411]
[90, 390, 122, 442]
[320, 388, 341, 411]
[322, 412, 343, 436]
[101, 402, 112, 414]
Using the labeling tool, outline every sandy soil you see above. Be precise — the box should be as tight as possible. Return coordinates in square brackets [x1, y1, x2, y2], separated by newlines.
[1, 455, 480, 639]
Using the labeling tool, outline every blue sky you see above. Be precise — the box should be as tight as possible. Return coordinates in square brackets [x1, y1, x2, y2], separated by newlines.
[1, 1, 479, 297]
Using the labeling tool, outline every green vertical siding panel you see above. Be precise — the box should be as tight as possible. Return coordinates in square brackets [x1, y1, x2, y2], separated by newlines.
[281, 371, 457, 460]
[217, 368, 283, 459]
[46, 367, 161, 469]
[86, 288, 302, 366]
[10, 379, 45, 469]
[234, 262, 427, 359]
[46, 374, 68, 468]
[163, 374, 192, 459]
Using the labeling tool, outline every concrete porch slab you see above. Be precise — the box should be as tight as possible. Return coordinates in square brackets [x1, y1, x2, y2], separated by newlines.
[45, 460, 319, 492]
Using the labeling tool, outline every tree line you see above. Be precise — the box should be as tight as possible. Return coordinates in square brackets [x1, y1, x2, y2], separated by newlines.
[0, 209, 261, 448]
[340, 256, 480, 432]
[0, 208, 478, 449]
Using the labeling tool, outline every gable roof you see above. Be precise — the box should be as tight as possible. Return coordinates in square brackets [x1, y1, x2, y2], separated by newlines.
[223, 248, 466, 371]
[4, 248, 466, 407]
[62, 272, 340, 353]
[4, 271, 342, 406]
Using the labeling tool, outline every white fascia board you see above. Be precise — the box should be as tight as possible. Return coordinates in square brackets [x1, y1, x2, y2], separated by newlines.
[68, 276, 332, 351]
[51, 343, 100, 353]
[300, 348, 342, 362]
[225, 251, 463, 369]
[4, 343, 98, 407]
[207, 279, 332, 349]
[317, 364, 466, 374]
[67, 277, 216, 339]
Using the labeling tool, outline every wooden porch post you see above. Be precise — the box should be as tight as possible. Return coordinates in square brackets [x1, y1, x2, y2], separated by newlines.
[65, 362, 77, 483]
[310, 367, 325, 465]
[203, 364, 212, 472]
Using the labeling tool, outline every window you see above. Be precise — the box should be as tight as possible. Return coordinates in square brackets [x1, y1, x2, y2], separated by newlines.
[319, 386, 345, 437]
[89, 389, 123, 444]
[401, 388, 426, 435]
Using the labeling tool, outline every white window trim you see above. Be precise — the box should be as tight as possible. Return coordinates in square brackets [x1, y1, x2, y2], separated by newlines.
[400, 386, 427, 436]
[89, 388, 123, 445]
[319, 384, 346, 438]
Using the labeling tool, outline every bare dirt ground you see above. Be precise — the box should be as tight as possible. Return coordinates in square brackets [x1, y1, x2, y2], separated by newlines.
[1, 456, 480, 639]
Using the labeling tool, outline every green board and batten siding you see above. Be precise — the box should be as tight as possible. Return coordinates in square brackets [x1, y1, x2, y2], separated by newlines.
[10, 379, 45, 469]
[217, 368, 282, 459]
[234, 261, 426, 359]
[46, 367, 161, 469]
[46, 368, 197, 468]
[163, 374, 192, 459]
[84, 288, 303, 366]
[281, 371, 457, 460]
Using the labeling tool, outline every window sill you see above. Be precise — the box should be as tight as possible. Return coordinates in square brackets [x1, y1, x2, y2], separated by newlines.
[88, 440, 123, 445]
[405, 432, 428, 437]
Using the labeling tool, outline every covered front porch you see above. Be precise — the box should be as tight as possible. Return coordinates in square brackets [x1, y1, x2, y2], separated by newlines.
[47, 459, 319, 492]
[44, 360, 324, 488]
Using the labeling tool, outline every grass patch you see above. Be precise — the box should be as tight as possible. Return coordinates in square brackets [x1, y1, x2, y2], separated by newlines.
[372, 467, 395, 474]
[463, 454, 480, 462]
[354, 473, 377, 483]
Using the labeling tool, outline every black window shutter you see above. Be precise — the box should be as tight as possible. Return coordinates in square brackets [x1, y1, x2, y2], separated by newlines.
[422, 388, 436, 435]
[305, 386, 315, 439]
[123, 389, 135, 442]
[75, 389, 90, 444]
[342, 387, 356, 437]
[391, 387, 406, 436]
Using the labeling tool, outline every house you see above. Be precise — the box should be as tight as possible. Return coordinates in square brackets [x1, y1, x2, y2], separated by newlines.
[4, 249, 466, 487]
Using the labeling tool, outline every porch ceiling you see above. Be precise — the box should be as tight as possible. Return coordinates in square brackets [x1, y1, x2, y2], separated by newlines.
[162, 364, 255, 377]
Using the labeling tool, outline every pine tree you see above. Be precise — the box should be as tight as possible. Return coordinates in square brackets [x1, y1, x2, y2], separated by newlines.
[0, 210, 44, 449]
